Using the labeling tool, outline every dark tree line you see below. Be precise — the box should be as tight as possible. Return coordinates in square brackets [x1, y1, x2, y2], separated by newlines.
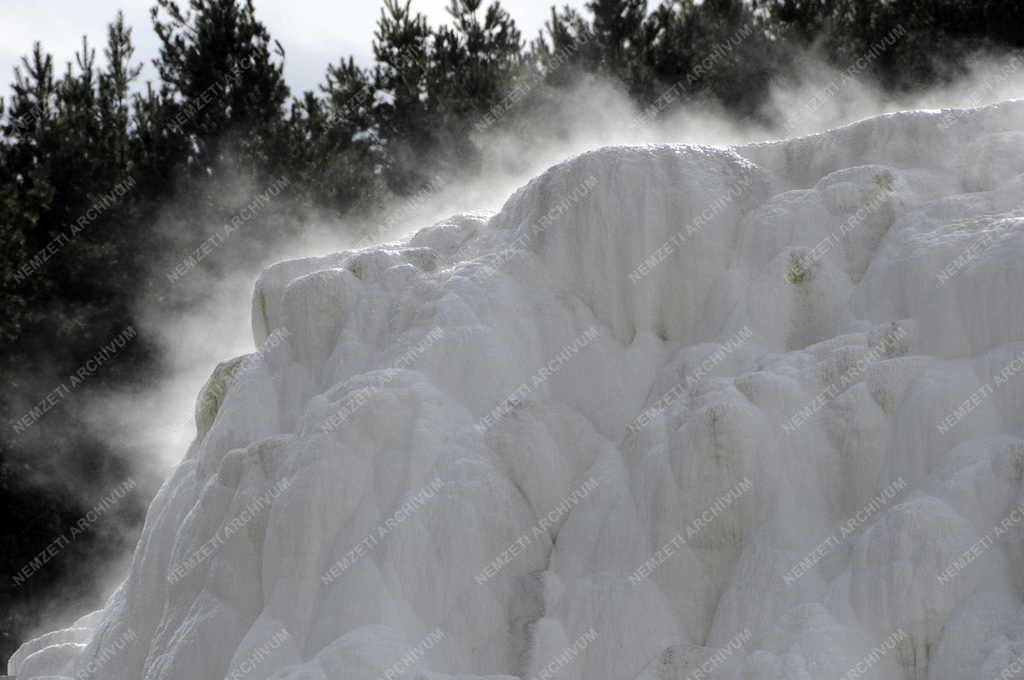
[2, 0, 1023, 669]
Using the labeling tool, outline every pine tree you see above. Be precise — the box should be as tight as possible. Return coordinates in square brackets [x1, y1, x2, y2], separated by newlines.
[586, 0, 646, 82]
[371, 0, 436, 193]
[98, 12, 142, 171]
[5, 43, 58, 267]
[531, 5, 599, 87]
[152, 0, 290, 178]
[429, 0, 523, 175]
[432, 0, 524, 116]
[306, 57, 381, 216]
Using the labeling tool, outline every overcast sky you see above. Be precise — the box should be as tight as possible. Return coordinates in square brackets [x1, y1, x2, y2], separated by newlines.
[1, 0, 586, 97]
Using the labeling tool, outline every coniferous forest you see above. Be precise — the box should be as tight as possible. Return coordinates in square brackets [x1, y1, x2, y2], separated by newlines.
[2, 0, 1024, 669]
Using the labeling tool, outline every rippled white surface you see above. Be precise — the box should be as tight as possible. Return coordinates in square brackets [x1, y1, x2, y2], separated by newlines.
[13, 101, 1024, 680]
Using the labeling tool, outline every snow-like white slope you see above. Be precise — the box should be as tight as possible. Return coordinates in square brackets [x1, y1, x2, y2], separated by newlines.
[13, 101, 1024, 680]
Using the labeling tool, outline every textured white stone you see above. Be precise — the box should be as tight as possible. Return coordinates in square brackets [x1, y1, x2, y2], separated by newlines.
[13, 101, 1024, 680]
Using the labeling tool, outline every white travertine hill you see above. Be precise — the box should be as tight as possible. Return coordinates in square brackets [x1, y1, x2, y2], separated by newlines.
[12, 101, 1024, 680]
